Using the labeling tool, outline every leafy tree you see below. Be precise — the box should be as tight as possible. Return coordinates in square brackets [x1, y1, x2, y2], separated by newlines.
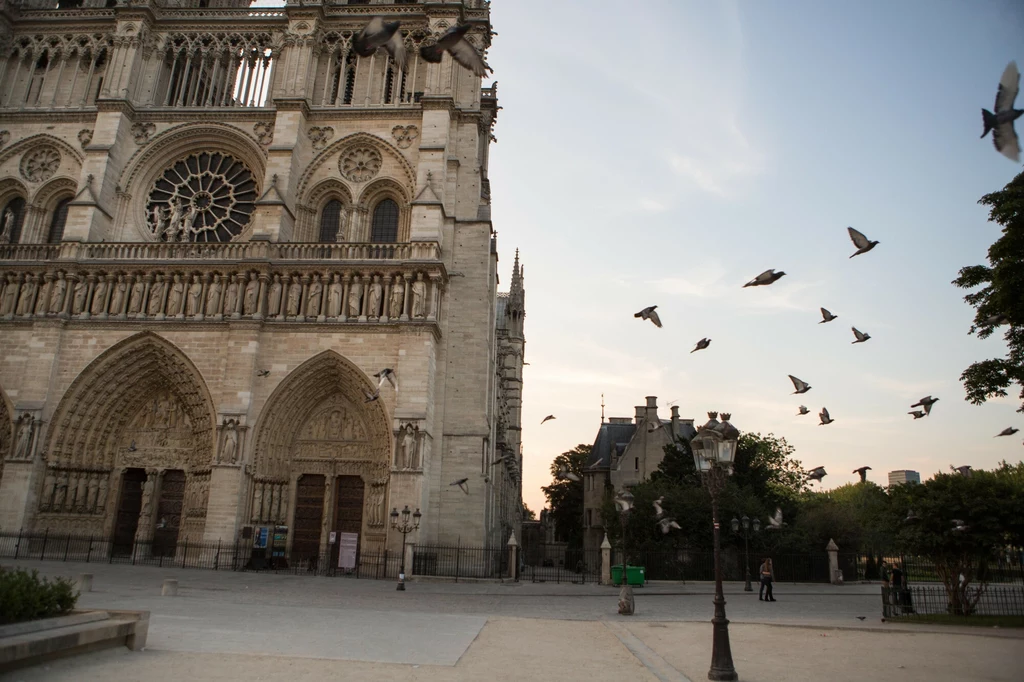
[522, 503, 536, 521]
[828, 481, 895, 553]
[540, 444, 589, 546]
[952, 170, 1024, 413]
[732, 433, 807, 504]
[890, 470, 1024, 615]
[651, 438, 701, 488]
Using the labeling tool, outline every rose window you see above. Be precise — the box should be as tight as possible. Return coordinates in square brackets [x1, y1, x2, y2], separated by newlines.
[146, 152, 258, 243]
[339, 147, 382, 183]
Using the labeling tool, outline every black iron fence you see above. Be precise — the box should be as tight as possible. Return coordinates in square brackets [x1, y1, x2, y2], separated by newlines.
[523, 546, 600, 584]
[413, 543, 511, 581]
[882, 585, 1024, 620]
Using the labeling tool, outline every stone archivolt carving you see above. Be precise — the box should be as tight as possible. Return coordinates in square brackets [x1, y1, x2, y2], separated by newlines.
[391, 126, 419, 150]
[78, 130, 93, 149]
[340, 147, 382, 183]
[20, 146, 62, 184]
[131, 123, 157, 145]
[253, 122, 274, 146]
[307, 126, 335, 151]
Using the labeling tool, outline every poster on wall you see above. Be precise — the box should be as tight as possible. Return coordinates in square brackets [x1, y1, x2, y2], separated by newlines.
[338, 532, 358, 570]
[254, 527, 269, 549]
[272, 526, 288, 558]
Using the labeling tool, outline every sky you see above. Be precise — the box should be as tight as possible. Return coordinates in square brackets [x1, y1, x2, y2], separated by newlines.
[478, 0, 1024, 515]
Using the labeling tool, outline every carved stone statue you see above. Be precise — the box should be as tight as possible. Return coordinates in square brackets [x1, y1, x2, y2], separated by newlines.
[225, 278, 239, 314]
[220, 419, 239, 464]
[389, 280, 405, 318]
[13, 414, 33, 460]
[307, 278, 322, 317]
[243, 275, 258, 315]
[151, 203, 168, 239]
[140, 472, 156, 515]
[72, 278, 87, 314]
[165, 200, 183, 242]
[1, 275, 18, 315]
[399, 423, 418, 469]
[0, 208, 14, 243]
[34, 279, 50, 315]
[168, 274, 184, 315]
[49, 272, 67, 313]
[182, 203, 198, 240]
[367, 482, 387, 527]
[367, 276, 382, 318]
[128, 279, 145, 314]
[347, 278, 363, 318]
[41, 470, 56, 510]
[148, 279, 165, 316]
[205, 276, 222, 315]
[327, 274, 342, 317]
[90, 278, 108, 315]
[186, 275, 202, 316]
[268, 274, 283, 316]
[286, 279, 301, 316]
[110, 275, 127, 314]
[16, 279, 35, 315]
[411, 277, 426, 319]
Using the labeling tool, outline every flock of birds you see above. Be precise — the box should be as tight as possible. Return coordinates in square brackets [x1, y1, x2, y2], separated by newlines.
[354, 15, 492, 79]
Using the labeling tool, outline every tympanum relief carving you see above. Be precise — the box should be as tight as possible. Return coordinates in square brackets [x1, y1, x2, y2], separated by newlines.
[293, 399, 369, 461]
[118, 389, 198, 469]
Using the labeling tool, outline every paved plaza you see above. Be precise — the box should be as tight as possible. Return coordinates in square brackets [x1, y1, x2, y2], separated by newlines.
[2, 560, 1022, 681]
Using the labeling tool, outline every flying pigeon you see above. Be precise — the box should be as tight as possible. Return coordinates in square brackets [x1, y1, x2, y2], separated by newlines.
[656, 517, 682, 534]
[981, 61, 1022, 162]
[374, 368, 398, 392]
[450, 478, 469, 494]
[951, 519, 969, 533]
[789, 375, 812, 394]
[635, 305, 662, 328]
[853, 466, 872, 482]
[587, 459, 604, 469]
[652, 496, 665, 518]
[908, 410, 926, 419]
[851, 327, 871, 344]
[419, 23, 491, 78]
[613, 491, 633, 512]
[818, 408, 834, 426]
[984, 313, 1010, 326]
[995, 427, 1019, 437]
[904, 509, 920, 523]
[955, 465, 973, 477]
[911, 396, 939, 415]
[257, 369, 271, 377]
[353, 17, 407, 66]
[127, 440, 137, 452]
[691, 337, 711, 353]
[807, 466, 828, 481]
[847, 227, 880, 258]
[555, 465, 580, 482]
[648, 420, 666, 432]
[766, 508, 785, 530]
[743, 269, 787, 287]
[541, 415, 556, 424]
[797, 405, 810, 416]
[363, 388, 380, 403]
[819, 308, 838, 324]
[856, 616, 866, 621]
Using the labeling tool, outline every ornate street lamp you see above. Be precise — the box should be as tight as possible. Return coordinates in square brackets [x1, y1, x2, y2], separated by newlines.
[691, 411, 741, 682]
[389, 504, 422, 592]
[731, 514, 761, 592]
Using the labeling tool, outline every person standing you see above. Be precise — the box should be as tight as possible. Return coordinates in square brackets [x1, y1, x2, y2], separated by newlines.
[759, 557, 776, 601]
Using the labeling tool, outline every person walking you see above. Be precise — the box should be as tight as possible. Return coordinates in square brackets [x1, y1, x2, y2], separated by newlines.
[759, 557, 776, 601]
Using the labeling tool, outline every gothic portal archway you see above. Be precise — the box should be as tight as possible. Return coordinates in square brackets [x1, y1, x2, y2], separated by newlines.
[251, 351, 392, 563]
[40, 332, 216, 548]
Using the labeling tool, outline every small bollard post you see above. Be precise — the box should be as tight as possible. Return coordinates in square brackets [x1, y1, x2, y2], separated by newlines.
[161, 578, 178, 596]
[77, 573, 94, 593]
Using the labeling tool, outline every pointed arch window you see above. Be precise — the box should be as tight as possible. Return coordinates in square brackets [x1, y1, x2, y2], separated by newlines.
[319, 200, 343, 242]
[370, 198, 399, 243]
[47, 197, 72, 243]
[1, 197, 26, 245]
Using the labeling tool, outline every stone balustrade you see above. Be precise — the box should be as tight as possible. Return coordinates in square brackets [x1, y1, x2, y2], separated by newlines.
[0, 263, 445, 326]
[0, 241, 442, 264]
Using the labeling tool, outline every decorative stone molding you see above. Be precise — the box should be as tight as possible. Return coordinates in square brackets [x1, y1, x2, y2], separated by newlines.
[253, 122, 274, 146]
[339, 146, 382, 183]
[391, 125, 419, 150]
[19, 146, 62, 184]
[78, 130, 93, 149]
[0, 131, 9, 148]
[307, 126, 334, 151]
[131, 123, 157, 145]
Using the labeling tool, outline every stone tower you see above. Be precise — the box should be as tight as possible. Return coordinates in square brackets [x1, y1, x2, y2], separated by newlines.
[0, 0, 522, 566]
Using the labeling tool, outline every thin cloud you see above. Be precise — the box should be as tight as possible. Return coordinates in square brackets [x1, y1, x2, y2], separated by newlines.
[863, 374, 949, 397]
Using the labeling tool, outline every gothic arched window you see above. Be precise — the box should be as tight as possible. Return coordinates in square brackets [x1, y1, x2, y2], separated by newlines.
[319, 200, 343, 242]
[1, 197, 26, 245]
[370, 198, 399, 243]
[47, 197, 72, 243]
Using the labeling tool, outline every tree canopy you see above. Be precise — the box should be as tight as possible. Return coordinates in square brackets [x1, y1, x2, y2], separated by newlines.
[953, 169, 1024, 413]
[540, 444, 588, 546]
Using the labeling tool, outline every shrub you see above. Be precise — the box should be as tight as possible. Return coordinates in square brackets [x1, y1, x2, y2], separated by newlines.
[0, 567, 79, 625]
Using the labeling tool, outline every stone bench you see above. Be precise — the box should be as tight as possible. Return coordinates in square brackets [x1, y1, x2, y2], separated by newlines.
[0, 609, 149, 674]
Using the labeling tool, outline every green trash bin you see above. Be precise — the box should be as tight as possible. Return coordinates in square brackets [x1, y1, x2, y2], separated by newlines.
[611, 565, 645, 586]
[611, 564, 625, 585]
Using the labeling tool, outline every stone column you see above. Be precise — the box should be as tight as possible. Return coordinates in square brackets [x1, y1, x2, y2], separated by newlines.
[380, 275, 392, 323]
[232, 273, 245, 319]
[358, 275, 370, 322]
[401, 273, 412, 321]
[427, 273, 441, 321]
[339, 274, 350, 322]
[254, 273, 269, 321]
[138, 273, 153, 319]
[296, 275, 310, 323]
[601, 534, 612, 586]
[827, 538, 842, 584]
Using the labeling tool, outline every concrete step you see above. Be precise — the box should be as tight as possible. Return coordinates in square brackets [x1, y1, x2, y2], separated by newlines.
[0, 610, 149, 674]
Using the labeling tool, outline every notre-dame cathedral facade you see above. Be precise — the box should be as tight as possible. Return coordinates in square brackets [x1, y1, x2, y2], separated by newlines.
[0, 0, 524, 566]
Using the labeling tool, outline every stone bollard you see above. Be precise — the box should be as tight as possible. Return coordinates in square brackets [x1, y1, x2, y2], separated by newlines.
[507, 531, 518, 581]
[161, 578, 178, 596]
[76, 573, 94, 593]
[600, 534, 612, 586]
[827, 538, 841, 585]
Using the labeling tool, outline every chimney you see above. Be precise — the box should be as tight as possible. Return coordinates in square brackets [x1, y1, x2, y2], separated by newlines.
[645, 396, 659, 427]
[634, 406, 644, 424]
[670, 405, 680, 420]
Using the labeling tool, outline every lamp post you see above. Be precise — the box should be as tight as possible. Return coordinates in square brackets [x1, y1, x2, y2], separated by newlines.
[731, 514, 760, 592]
[691, 411, 740, 682]
[389, 504, 421, 592]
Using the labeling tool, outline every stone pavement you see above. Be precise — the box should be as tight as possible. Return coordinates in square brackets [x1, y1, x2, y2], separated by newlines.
[2, 560, 1022, 681]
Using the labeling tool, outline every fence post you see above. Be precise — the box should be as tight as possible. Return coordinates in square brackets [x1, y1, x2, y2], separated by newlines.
[215, 539, 221, 571]
[601, 534, 612, 585]
[827, 539, 842, 584]
[40, 528, 48, 560]
[64, 534, 71, 561]
[182, 538, 188, 568]
[507, 531, 518, 581]
[15, 528, 22, 559]
[86, 535, 93, 563]
[455, 538, 461, 583]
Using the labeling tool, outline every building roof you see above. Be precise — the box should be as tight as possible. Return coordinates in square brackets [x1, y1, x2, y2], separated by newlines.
[585, 420, 636, 469]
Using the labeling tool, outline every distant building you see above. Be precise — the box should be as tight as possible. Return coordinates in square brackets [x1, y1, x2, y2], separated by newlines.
[888, 470, 921, 486]
[582, 397, 696, 555]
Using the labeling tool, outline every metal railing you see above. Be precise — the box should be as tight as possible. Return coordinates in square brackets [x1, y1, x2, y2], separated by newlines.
[882, 585, 1024, 619]
[522, 546, 600, 584]
[412, 542, 510, 581]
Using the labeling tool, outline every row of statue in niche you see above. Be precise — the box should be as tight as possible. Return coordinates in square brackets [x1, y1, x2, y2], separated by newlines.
[39, 469, 110, 516]
[0, 269, 438, 322]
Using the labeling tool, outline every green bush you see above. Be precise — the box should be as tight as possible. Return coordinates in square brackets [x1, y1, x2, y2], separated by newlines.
[0, 567, 79, 625]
